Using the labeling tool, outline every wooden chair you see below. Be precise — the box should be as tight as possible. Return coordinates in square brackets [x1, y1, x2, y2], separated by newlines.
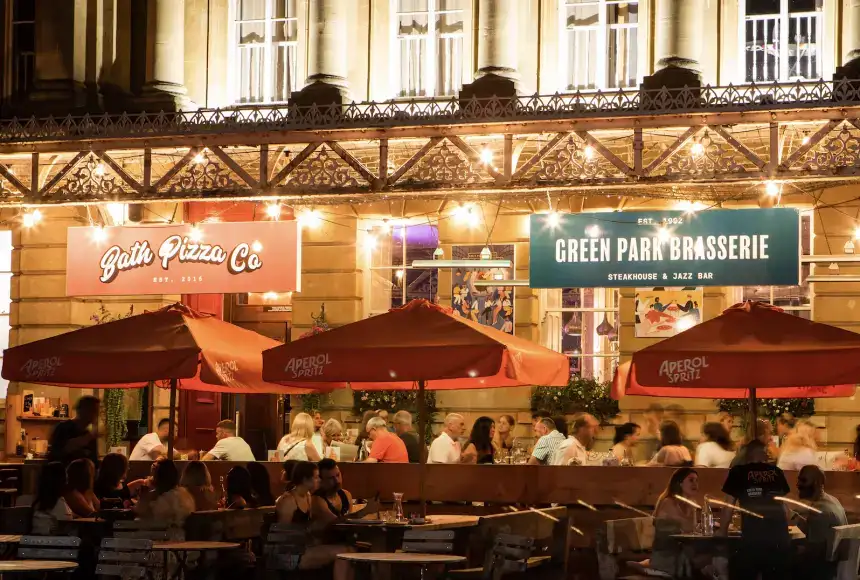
[17, 535, 81, 561]
[113, 520, 172, 541]
[96, 538, 156, 579]
[261, 522, 308, 576]
[402, 530, 455, 555]
[484, 534, 533, 580]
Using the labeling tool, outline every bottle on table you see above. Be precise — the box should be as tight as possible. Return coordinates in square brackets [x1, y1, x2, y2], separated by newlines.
[701, 498, 714, 536]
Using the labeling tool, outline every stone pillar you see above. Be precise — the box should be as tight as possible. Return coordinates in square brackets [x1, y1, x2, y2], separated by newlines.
[30, 0, 87, 112]
[290, 0, 349, 107]
[836, 0, 860, 79]
[641, 0, 703, 90]
[135, 0, 191, 111]
[461, 0, 519, 100]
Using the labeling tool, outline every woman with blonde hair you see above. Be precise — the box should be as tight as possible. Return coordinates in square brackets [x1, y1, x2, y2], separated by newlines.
[277, 413, 322, 462]
[777, 419, 819, 471]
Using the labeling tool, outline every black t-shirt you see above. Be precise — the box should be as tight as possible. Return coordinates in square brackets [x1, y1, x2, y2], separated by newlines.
[721, 461, 791, 544]
[47, 420, 97, 465]
[399, 431, 421, 463]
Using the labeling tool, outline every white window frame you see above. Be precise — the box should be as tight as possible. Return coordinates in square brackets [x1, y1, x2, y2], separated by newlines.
[738, 0, 825, 83]
[390, 0, 468, 98]
[559, 0, 641, 92]
[228, 0, 300, 105]
[541, 287, 619, 383]
[737, 210, 813, 317]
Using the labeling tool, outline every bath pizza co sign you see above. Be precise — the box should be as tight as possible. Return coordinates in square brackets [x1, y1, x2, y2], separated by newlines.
[66, 221, 301, 296]
[529, 208, 800, 288]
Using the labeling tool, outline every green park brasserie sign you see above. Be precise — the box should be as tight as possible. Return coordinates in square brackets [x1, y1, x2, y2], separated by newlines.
[529, 208, 800, 288]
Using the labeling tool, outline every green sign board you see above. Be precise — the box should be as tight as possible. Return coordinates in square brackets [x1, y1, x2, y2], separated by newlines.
[529, 208, 800, 288]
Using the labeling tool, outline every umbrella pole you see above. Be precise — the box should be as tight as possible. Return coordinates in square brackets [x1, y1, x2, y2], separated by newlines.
[167, 378, 177, 458]
[748, 387, 757, 442]
[418, 379, 427, 518]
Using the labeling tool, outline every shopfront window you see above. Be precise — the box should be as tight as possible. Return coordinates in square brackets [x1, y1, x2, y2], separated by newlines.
[393, 0, 466, 97]
[741, 0, 824, 82]
[741, 212, 812, 318]
[561, 0, 639, 90]
[232, 0, 299, 104]
[10, 0, 34, 102]
[368, 224, 440, 315]
[542, 287, 619, 382]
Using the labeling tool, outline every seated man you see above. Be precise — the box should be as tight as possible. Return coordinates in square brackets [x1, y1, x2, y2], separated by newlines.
[528, 417, 565, 466]
[793, 464, 847, 580]
[363, 417, 408, 463]
[202, 420, 255, 461]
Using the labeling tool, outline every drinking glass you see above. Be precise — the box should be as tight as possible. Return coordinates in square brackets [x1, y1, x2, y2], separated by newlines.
[393, 492, 405, 522]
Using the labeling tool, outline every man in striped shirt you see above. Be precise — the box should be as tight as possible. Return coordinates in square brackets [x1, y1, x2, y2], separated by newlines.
[528, 417, 566, 465]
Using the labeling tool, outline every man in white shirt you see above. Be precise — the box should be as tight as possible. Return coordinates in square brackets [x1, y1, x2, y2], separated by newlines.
[555, 414, 599, 466]
[528, 417, 566, 465]
[202, 420, 255, 461]
[130, 418, 179, 461]
[311, 411, 325, 456]
[428, 413, 465, 464]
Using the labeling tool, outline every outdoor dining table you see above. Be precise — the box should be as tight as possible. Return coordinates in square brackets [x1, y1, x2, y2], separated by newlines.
[151, 541, 241, 580]
[334, 515, 480, 552]
[337, 552, 467, 577]
[0, 560, 77, 577]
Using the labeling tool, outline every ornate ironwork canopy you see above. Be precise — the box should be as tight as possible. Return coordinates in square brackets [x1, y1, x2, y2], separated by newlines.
[2, 80, 860, 206]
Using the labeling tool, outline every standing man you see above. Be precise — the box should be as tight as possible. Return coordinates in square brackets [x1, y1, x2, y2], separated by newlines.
[428, 413, 465, 464]
[47, 395, 100, 465]
[202, 420, 255, 461]
[393, 411, 421, 463]
[363, 417, 408, 463]
[793, 465, 847, 579]
[719, 440, 791, 579]
[555, 414, 599, 466]
[528, 417, 566, 466]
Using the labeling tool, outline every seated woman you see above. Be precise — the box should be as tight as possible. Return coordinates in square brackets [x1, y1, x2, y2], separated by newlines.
[136, 460, 196, 536]
[275, 461, 354, 580]
[694, 422, 736, 468]
[646, 468, 702, 576]
[461, 416, 496, 464]
[277, 412, 322, 462]
[778, 419, 819, 471]
[180, 461, 218, 511]
[223, 466, 254, 509]
[94, 452, 137, 509]
[32, 462, 73, 535]
[648, 421, 692, 467]
[247, 461, 275, 507]
[611, 422, 640, 465]
[64, 458, 100, 517]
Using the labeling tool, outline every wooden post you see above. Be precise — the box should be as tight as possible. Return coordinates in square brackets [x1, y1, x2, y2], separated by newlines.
[748, 387, 757, 441]
[417, 379, 427, 518]
[167, 378, 177, 458]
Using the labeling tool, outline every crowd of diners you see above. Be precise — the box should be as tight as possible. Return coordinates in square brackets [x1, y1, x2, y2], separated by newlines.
[28, 396, 860, 579]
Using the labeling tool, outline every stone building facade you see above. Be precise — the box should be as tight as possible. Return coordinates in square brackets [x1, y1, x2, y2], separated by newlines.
[2, 0, 860, 457]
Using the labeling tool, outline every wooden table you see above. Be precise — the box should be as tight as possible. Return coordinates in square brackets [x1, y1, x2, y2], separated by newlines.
[671, 526, 806, 542]
[335, 515, 480, 552]
[0, 560, 77, 573]
[152, 541, 241, 580]
[0, 537, 20, 544]
[411, 515, 479, 531]
[338, 552, 466, 564]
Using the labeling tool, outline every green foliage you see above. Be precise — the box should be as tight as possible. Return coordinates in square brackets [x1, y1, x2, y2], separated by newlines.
[531, 377, 620, 423]
[91, 304, 136, 447]
[298, 392, 330, 413]
[716, 397, 815, 425]
[353, 389, 439, 443]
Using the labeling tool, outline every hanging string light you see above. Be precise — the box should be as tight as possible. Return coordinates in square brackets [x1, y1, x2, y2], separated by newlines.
[189, 226, 204, 242]
[265, 203, 282, 219]
[297, 209, 322, 229]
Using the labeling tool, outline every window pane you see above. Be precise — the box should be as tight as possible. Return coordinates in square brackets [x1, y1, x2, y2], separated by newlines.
[237, 45, 265, 103]
[398, 36, 428, 96]
[788, 0, 822, 12]
[234, 0, 297, 104]
[745, 16, 780, 82]
[787, 12, 820, 80]
[566, 28, 599, 89]
[398, 0, 429, 12]
[566, 3, 600, 27]
[746, 0, 779, 16]
[272, 43, 297, 102]
[271, 0, 296, 19]
[238, 0, 265, 20]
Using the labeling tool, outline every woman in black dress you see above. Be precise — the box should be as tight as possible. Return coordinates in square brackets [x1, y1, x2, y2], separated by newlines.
[94, 453, 133, 509]
[461, 416, 496, 464]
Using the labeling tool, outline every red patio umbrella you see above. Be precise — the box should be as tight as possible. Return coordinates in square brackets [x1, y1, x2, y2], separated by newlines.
[2, 303, 311, 454]
[612, 301, 858, 433]
[263, 299, 570, 512]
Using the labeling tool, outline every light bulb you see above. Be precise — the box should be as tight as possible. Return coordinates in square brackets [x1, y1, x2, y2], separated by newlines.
[586, 225, 601, 238]
[802, 135, 810, 145]
[93, 163, 106, 177]
[854, 227, 860, 241]
[32, 209, 42, 223]
[584, 145, 596, 160]
[547, 212, 561, 228]
[381, 220, 391, 235]
[365, 234, 378, 251]
[433, 247, 444, 259]
[466, 208, 481, 229]
[765, 181, 780, 197]
[657, 226, 671, 242]
[297, 209, 322, 229]
[263, 292, 278, 301]
[480, 246, 492, 260]
[193, 152, 205, 164]
[480, 148, 493, 165]
[251, 240, 263, 252]
[690, 141, 705, 157]
[395, 269, 404, 279]
[265, 203, 281, 219]
[22, 212, 36, 228]
[105, 202, 126, 224]
[189, 226, 203, 243]
[92, 226, 108, 242]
